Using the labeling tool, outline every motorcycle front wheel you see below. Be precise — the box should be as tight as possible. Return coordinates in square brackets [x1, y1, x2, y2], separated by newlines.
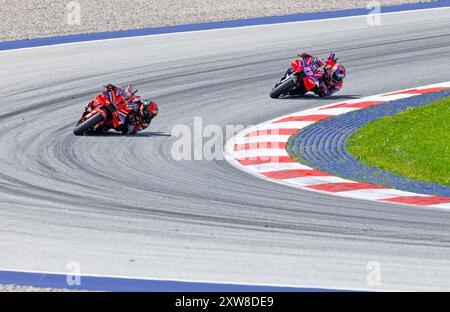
[270, 78, 296, 99]
[73, 113, 104, 136]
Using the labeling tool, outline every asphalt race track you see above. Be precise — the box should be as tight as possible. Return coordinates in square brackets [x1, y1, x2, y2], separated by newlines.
[1, 8, 450, 291]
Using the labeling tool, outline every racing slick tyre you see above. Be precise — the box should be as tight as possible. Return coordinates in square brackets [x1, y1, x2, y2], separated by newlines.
[270, 78, 296, 99]
[73, 113, 104, 136]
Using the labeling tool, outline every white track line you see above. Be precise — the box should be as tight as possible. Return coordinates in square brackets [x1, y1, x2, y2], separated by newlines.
[1, 6, 449, 53]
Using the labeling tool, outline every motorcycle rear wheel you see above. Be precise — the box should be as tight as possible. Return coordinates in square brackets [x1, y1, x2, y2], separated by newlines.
[73, 113, 104, 136]
[270, 78, 296, 99]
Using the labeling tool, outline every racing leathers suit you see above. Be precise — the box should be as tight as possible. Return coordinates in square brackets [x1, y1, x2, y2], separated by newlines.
[299, 52, 343, 97]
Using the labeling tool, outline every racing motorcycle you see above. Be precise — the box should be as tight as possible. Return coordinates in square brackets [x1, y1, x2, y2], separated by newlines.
[73, 87, 140, 136]
[270, 57, 324, 99]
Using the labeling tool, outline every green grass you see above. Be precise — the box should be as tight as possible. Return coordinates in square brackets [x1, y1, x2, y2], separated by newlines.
[347, 97, 450, 186]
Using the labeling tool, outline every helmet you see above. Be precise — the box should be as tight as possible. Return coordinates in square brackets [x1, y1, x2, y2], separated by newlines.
[140, 100, 159, 122]
[331, 64, 346, 83]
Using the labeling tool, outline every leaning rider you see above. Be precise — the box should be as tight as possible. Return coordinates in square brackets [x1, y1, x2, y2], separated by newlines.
[99, 84, 159, 134]
[120, 96, 159, 134]
[299, 52, 347, 97]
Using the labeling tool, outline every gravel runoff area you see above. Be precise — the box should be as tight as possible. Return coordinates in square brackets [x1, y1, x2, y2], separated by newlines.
[0, 0, 436, 293]
[0, 0, 435, 41]
[0, 284, 79, 292]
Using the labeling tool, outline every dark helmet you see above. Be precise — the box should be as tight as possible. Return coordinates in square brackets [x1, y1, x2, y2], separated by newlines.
[140, 100, 159, 122]
[331, 64, 346, 83]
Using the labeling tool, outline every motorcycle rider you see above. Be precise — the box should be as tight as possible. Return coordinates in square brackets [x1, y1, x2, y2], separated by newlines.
[120, 96, 159, 134]
[92, 84, 159, 134]
[298, 52, 346, 97]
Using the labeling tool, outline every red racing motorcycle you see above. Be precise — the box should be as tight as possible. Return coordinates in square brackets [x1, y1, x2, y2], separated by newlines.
[270, 57, 325, 99]
[73, 87, 141, 136]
